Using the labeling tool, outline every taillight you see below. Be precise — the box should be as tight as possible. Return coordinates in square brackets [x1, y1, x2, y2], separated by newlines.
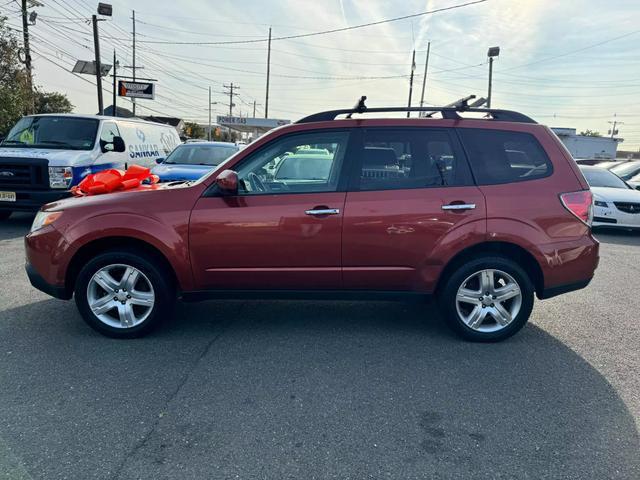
[560, 190, 593, 226]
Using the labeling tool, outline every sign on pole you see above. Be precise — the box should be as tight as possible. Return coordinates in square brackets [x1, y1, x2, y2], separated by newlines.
[118, 80, 155, 100]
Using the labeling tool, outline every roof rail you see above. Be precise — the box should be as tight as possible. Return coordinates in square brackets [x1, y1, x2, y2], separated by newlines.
[296, 95, 537, 124]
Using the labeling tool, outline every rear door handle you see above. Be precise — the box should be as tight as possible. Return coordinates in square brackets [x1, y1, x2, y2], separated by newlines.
[441, 203, 476, 211]
[305, 208, 340, 216]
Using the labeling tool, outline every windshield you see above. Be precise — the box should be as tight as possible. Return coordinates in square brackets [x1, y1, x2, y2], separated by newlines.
[610, 161, 640, 180]
[164, 144, 238, 166]
[2, 116, 99, 150]
[582, 168, 630, 189]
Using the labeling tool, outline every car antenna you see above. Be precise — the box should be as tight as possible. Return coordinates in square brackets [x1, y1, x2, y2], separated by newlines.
[346, 96, 367, 119]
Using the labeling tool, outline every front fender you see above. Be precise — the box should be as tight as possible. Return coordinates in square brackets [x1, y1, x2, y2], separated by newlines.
[60, 212, 194, 291]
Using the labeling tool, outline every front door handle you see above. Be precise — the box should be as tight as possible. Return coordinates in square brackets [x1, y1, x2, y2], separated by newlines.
[305, 208, 340, 216]
[441, 203, 476, 211]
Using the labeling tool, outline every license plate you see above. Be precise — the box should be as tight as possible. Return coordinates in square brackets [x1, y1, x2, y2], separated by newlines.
[0, 191, 16, 202]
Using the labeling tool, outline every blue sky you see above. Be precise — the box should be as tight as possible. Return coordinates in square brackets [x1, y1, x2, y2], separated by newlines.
[4, 0, 640, 148]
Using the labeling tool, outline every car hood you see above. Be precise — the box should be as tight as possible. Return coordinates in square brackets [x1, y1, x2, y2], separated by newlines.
[152, 163, 215, 181]
[0, 147, 93, 166]
[591, 186, 640, 202]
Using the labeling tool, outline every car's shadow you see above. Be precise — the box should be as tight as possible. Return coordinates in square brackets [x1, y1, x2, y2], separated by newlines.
[0, 298, 638, 478]
[594, 227, 640, 246]
[0, 212, 33, 241]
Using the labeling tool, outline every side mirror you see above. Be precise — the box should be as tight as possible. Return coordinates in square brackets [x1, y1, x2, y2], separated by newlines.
[112, 136, 126, 153]
[216, 169, 238, 195]
[155, 157, 165, 164]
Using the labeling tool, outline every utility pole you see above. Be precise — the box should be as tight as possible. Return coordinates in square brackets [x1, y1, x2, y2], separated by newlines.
[223, 83, 239, 116]
[92, 14, 104, 114]
[132, 10, 137, 115]
[406, 49, 416, 118]
[609, 114, 623, 139]
[419, 41, 430, 108]
[112, 49, 117, 116]
[253, 100, 256, 118]
[265, 26, 271, 119]
[208, 86, 212, 141]
[21, 0, 34, 114]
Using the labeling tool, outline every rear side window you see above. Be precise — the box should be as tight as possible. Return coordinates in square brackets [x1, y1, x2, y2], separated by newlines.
[458, 129, 552, 185]
[357, 128, 472, 191]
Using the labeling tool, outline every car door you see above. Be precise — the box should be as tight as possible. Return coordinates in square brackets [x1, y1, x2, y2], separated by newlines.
[189, 129, 354, 290]
[342, 127, 486, 292]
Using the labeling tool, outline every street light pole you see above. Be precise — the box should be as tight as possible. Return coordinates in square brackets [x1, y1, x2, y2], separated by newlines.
[486, 46, 500, 109]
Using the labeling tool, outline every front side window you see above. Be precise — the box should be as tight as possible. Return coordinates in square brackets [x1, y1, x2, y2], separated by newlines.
[235, 131, 349, 194]
[357, 128, 472, 191]
[458, 129, 552, 185]
[100, 122, 121, 148]
[2, 116, 99, 150]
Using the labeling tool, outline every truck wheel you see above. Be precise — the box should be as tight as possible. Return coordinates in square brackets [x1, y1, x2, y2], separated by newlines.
[74, 249, 175, 338]
[0, 211, 12, 220]
[439, 256, 534, 342]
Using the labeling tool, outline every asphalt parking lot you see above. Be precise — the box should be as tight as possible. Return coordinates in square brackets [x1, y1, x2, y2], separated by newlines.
[0, 213, 638, 480]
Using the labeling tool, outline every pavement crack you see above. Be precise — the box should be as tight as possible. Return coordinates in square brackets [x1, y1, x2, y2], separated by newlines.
[110, 310, 240, 480]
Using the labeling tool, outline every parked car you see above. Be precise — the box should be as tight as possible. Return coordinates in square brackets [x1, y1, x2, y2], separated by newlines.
[595, 160, 626, 170]
[609, 160, 640, 183]
[627, 172, 640, 191]
[24, 103, 599, 342]
[152, 142, 239, 182]
[580, 165, 640, 229]
[0, 114, 180, 219]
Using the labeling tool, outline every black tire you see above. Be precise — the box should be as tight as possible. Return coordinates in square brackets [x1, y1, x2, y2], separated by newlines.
[438, 256, 534, 342]
[74, 249, 175, 338]
[0, 211, 12, 220]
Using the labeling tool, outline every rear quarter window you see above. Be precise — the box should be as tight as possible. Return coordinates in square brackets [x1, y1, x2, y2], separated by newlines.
[458, 129, 553, 185]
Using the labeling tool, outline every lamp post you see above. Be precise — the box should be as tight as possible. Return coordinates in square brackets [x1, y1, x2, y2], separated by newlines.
[93, 3, 112, 115]
[486, 46, 500, 109]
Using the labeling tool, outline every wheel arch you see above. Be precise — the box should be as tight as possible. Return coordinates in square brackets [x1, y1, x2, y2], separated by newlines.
[65, 236, 179, 295]
[435, 241, 544, 296]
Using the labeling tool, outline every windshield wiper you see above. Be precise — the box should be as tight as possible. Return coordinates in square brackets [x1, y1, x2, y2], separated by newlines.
[1, 140, 26, 145]
[38, 140, 76, 148]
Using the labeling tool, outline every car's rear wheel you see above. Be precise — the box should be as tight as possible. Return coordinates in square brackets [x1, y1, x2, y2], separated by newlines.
[74, 250, 175, 338]
[439, 256, 534, 342]
[0, 211, 12, 220]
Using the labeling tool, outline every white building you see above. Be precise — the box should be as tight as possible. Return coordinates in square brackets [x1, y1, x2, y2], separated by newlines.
[551, 128, 622, 160]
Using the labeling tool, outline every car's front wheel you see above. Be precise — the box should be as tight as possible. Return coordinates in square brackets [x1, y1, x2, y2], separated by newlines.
[439, 256, 534, 342]
[74, 250, 175, 338]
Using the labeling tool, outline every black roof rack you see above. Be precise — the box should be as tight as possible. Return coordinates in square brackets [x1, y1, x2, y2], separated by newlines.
[296, 95, 537, 124]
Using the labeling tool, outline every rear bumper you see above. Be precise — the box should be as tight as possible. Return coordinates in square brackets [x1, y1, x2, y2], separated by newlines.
[538, 278, 592, 299]
[25, 262, 71, 300]
[0, 189, 70, 211]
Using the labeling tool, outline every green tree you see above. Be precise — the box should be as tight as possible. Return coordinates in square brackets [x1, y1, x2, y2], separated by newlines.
[183, 121, 205, 139]
[579, 129, 602, 137]
[0, 16, 30, 136]
[33, 89, 73, 114]
[0, 16, 74, 137]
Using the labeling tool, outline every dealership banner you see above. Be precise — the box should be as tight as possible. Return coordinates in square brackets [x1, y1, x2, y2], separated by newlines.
[118, 80, 155, 99]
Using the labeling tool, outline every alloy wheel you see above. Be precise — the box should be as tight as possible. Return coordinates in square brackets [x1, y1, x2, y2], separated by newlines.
[455, 268, 522, 333]
[86, 264, 155, 329]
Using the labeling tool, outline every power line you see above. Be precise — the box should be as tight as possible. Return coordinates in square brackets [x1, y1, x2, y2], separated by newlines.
[127, 0, 488, 45]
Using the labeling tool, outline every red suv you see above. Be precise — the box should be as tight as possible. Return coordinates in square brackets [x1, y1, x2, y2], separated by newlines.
[24, 101, 599, 341]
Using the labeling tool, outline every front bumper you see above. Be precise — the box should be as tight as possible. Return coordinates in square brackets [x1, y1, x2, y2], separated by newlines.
[593, 205, 640, 229]
[25, 262, 71, 299]
[0, 189, 70, 211]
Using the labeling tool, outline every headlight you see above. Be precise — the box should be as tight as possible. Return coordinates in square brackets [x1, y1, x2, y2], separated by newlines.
[594, 200, 608, 208]
[31, 211, 62, 232]
[48, 167, 73, 189]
